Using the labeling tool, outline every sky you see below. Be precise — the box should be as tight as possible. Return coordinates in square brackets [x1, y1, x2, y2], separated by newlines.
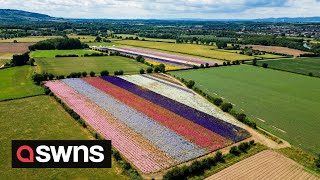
[1, 0, 320, 19]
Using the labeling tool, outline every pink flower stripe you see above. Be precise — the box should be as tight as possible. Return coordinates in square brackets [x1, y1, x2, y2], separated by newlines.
[45, 81, 177, 173]
[84, 77, 232, 151]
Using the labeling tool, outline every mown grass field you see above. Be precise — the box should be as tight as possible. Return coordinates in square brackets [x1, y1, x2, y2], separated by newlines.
[171, 65, 320, 155]
[115, 40, 254, 61]
[0, 96, 128, 180]
[36, 56, 150, 76]
[0, 36, 61, 43]
[0, 66, 44, 101]
[30, 49, 100, 58]
[255, 57, 320, 77]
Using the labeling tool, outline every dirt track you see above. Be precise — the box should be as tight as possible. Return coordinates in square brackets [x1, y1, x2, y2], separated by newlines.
[206, 150, 319, 180]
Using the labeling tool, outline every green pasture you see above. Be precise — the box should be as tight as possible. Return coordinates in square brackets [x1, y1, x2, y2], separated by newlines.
[30, 49, 100, 58]
[255, 57, 320, 77]
[171, 65, 320, 155]
[35, 56, 149, 76]
[0, 66, 44, 101]
[0, 96, 128, 179]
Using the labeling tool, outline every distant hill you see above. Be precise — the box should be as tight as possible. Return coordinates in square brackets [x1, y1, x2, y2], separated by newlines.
[1, 9, 320, 23]
[253, 17, 320, 22]
[0, 9, 59, 22]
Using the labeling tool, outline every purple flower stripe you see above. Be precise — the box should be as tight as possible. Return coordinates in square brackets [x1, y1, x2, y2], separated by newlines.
[101, 76, 250, 142]
[121, 47, 219, 65]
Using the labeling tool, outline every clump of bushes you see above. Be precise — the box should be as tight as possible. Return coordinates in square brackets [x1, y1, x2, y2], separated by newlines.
[220, 102, 233, 112]
[55, 54, 79, 57]
[90, 71, 95, 77]
[136, 55, 145, 63]
[112, 150, 142, 180]
[139, 69, 145, 74]
[100, 70, 109, 76]
[84, 53, 105, 57]
[163, 151, 225, 180]
[114, 70, 124, 76]
[315, 154, 320, 168]
[146, 67, 153, 73]
[230, 141, 255, 157]
[262, 63, 268, 68]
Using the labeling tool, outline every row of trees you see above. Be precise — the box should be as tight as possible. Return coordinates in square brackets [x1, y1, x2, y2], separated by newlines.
[29, 38, 87, 51]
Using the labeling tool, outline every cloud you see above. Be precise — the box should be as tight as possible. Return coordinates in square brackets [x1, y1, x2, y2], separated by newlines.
[0, 0, 320, 19]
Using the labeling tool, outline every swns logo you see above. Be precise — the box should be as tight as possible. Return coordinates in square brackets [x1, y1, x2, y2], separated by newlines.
[12, 140, 111, 168]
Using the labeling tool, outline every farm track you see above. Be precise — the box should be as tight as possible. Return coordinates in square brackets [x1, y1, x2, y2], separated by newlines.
[206, 150, 319, 180]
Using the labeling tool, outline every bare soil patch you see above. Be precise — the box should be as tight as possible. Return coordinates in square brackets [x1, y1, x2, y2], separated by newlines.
[242, 45, 310, 57]
[0, 43, 33, 53]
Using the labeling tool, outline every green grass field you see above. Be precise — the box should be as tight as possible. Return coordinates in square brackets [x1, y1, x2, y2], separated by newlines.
[171, 65, 320, 154]
[36, 56, 150, 76]
[0, 66, 44, 101]
[0, 36, 61, 43]
[255, 57, 320, 77]
[115, 40, 254, 61]
[0, 96, 128, 180]
[30, 49, 100, 58]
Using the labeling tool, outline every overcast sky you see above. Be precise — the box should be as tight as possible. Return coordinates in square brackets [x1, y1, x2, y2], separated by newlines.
[1, 0, 320, 19]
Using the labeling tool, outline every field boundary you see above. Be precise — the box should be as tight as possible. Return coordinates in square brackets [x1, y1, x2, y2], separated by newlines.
[246, 63, 320, 78]
[0, 93, 45, 103]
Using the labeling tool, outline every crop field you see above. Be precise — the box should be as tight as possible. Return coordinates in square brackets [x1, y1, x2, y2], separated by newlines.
[0, 66, 44, 101]
[30, 49, 101, 58]
[0, 96, 128, 180]
[45, 75, 250, 173]
[0, 53, 14, 60]
[207, 150, 318, 180]
[255, 57, 320, 77]
[67, 35, 96, 42]
[171, 65, 320, 154]
[0, 43, 33, 53]
[145, 60, 181, 70]
[0, 59, 9, 67]
[115, 34, 176, 42]
[35, 56, 150, 76]
[115, 40, 255, 61]
[242, 45, 310, 57]
[0, 36, 61, 43]
[108, 47, 223, 67]
[255, 53, 287, 59]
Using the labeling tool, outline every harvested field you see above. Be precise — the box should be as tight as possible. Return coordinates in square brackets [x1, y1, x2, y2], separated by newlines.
[206, 150, 319, 180]
[0, 43, 33, 53]
[242, 45, 310, 57]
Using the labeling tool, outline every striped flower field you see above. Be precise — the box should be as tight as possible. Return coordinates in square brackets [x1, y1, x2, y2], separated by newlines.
[45, 75, 250, 174]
